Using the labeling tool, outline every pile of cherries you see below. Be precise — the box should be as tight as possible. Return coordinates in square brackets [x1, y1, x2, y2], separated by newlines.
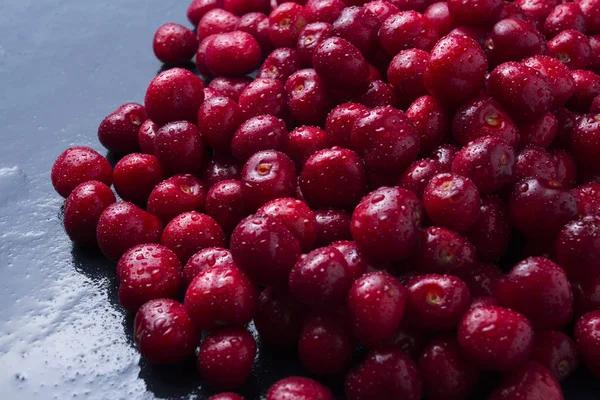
[50, 0, 600, 398]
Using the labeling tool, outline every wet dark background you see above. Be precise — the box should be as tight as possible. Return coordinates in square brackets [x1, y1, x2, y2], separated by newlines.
[0, 0, 599, 399]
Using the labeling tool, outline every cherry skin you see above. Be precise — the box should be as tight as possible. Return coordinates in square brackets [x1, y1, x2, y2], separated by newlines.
[298, 312, 355, 375]
[424, 34, 488, 106]
[487, 62, 553, 123]
[399, 159, 446, 198]
[231, 114, 289, 161]
[236, 12, 272, 54]
[286, 125, 329, 166]
[406, 95, 450, 156]
[351, 186, 423, 262]
[484, 18, 547, 68]
[208, 394, 243, 400]
[569, 113, 600, 173]
[201, 152, 242, 188]
[365, 0, 401, 23]
[238, 78, 289, 121]
[463, 263, 503, 297]
[254, 286, 306, 347]
[117, 244, 182, 313]
[312, 37, 370, 90]
[144, 68, 205, 126]
[452, 96, 519, 148]
[285, 68, 333, 126]
[267, 377, 333, 400]
[345, 347, 422, 400]
[467, 196, 511, 263]
[186, 0, 223, 26]
[350, 106, 420, 177]
[555, 215, 600, 282]
[197, 328, 256, 390]
[197, 95, 243, 151]
[160, 211, 226, 264]
[405, 274, 472, 332]
[96, 202, 163, 262]
[154, 121, 205, 175]
[208, 76, 252, 102]
[205, 179, 248, 236]
[258, 197, 317, 252]
[573, 183, 600, 216]
[410, 226, 477, 277]
[519, 112, 559, 149]
[138, 119, 158, 155]
[574, 310, 600, 379]
[347, 271, 407, 345]
[523, 55, 575, 110]
[331, 240, 392, 280]
[182, 247, 235, 287]
[133, 299, 198, 365]
[269, 2, 308, 48]
[304, 0, 345, 23]
[299, 147, 367, 211]
[509, 177, 578, 241]
[147, 174, 207, 224]
[314, 209, 353, 246]
[98, 103, 146, 155]
[198, 9, 239, 41]
[113, 153, 165, 207]
[153, 23, 199, 66]
[258, 47, 301, 82]
[458, 305, 534, 371]
[196, 35, 217, 77]
[230, 214, 301, 286]
[543, 3, 586, 38]
[240, 150, 297, 211]
[224, 0, 270, 15]
[379, 11, 438, 57]
[451, 136, 515, 195]
[289, 246, 352, 308]
[324, 103, 368, 148]
[331, 6, 380, 57]
[548, 29, 592, 70]
[418, 336, 480, 400]
[63, 181, 116, 248]
[424, 2, 454, 36]
[296, 21, 333, 67]
[448, 0, 502, 26]
[569, 70, 600, 112]
[51, 146, 113, 198]
[184, 264, 258, 331]
[531, 330, 579, 382]
[387, 48, 429, 109]
[423, 173, 481, 234]
[496, 257, 573, 330]
[488, 362, 564, 400]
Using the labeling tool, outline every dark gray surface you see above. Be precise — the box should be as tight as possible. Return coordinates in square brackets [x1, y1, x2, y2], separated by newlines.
[0, 1, 599, 399]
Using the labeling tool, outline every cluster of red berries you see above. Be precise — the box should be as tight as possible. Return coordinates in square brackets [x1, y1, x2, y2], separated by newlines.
[50, 0, 600, 398]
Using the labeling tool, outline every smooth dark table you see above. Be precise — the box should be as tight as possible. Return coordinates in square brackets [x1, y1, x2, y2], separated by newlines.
[0, 1, 599, 399]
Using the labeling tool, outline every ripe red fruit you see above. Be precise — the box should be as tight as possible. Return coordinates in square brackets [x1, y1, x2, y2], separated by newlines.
[423, 173, 481, 234]
[312, 37, 369, 90]
[236, 12, 272, 54]
[187, 0, 223, 26]
[232, 115, 289, 161]
[467, 196, 511, 263]
[205, 31, 262, 77]
[113, 153, 165, 207]
[258, 197, 317, 251]
[406, 95, 450, 156]
[448, 0, 503, 26]
[147, 174, 206, 224]
[569, 70, 600, 112]
[184, 264, 258, 330]
[300, 148, 367, 210]
[153, 23, 199, 66]
[258, 47, 301, 82]
[463, 263, 502, 298]
[424, 2, 454, 36]
[574, 310, 600, 378]
[351, 106, 420, 176]
[197, 328, 256, 390]
[205, 179, 248, 235]
[399, 159, 446, 198]
[405, 274, 471, 332]
[331, 240, 390, 280]
[410, 226, 477, 277]
[240, 150, 297, 211]
[286, 126, 329, 166]
[347, 272, 407, 345]
[137, 119, 158, 155]
[424, 35, 488, 106]
[555, 215, 600, 281]
[519, 112, 559, 148]
[573, 183, 600, 216]
[117, 244, 182, 312]
[289, 246, 352, 307]
[484, 18, 547, 68]
[63, 181, 116, 248]
[324, 103, 368, 148]
[269, 2, 308, 48]
[379, 11, 438, 57]
[298, 312, 355, 375]
[486, 62, 553, 122]
[305, 0, 345, 23]
[569, 114, 600, 174]
[267, 377, 333, 400]
[144, 68, 205, 126]
[198, 9, 239, 40]
[182, 247, 235, 287]
[543, 3, 586, 38]
[531, 330, 579, 382]
[418, 336, 480, 400]
[161, 211, 226, 264]
[523, 55, 575, 110]
[197, 95, 243, 151]
[296, 22, 333, 67]
[285, 68, 333, 126]
[133, 299, 198, 364]
[154, 121, 205, 175]
[387, 49, 429, 108]
[496, 257, 573, 330]
[509, 177, 578, 240]
[314, 209, 353, 246]
[96, 202, 163, 262]
[238, 78, 289, 121]
[451, 136, 515, 194]
[345, 347, 422, 400]
[208, 394, 243, 400]
[224, 0, 270, 15]
[51, 146, 113, 198]
[208, 76, 252, 102]
[230, 214, 301, 286]
[458, 305, 534, 371]
[351, 187, 423, 262]
[548, 29, 592, 70]
[488, 362, 564, 400]
[98, 103, 146, 155]
[201, 153, 243, 188]
[331, 6, 380, 57]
